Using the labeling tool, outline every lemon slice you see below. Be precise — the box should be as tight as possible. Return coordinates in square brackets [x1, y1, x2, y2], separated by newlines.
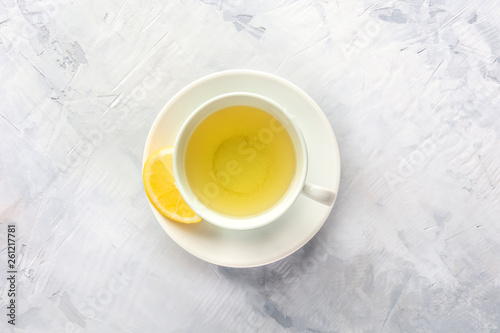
[143, 147, 201, 223]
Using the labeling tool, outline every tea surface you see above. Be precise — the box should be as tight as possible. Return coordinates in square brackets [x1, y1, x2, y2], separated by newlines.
[185, 105, 296, 216]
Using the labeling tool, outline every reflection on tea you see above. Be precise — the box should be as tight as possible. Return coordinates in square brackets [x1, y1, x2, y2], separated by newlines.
[185, 105, 296, 216]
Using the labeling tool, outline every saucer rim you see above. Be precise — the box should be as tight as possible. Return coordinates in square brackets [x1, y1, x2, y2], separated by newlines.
[143, 69, 341, 267]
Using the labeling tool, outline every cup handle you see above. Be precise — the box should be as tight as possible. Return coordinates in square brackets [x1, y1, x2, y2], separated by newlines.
[302, 182, 336, 206]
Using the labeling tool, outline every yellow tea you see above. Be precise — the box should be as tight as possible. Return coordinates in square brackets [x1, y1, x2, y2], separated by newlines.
[184, 105, 296, 216]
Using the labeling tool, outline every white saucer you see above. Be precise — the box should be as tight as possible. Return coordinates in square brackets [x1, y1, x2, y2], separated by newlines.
[143, 70, 341, 267]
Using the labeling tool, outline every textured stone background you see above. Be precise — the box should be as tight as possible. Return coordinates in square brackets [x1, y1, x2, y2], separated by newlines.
[1, 0, 499, 332]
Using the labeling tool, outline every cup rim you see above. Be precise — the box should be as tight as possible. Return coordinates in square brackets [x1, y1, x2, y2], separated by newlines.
[173, 92, 308, 230]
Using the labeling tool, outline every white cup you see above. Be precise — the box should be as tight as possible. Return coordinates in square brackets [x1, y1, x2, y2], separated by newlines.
[173, 92, 336, 230]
